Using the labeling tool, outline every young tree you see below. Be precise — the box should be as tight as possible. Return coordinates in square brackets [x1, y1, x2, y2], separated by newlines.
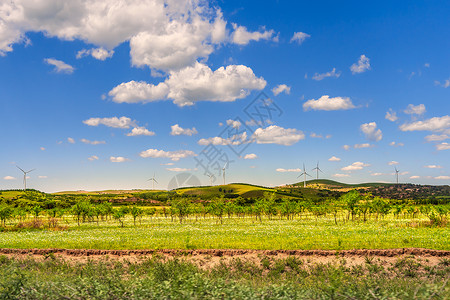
[0, 204, 13, 226]
[130, 206, 144, 226]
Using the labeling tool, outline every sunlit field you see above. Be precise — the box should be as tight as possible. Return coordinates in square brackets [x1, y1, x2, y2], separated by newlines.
[1, 213, 448, 250]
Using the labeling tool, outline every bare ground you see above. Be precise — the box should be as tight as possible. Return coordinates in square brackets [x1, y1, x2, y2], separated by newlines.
[0, 248, 448, 269]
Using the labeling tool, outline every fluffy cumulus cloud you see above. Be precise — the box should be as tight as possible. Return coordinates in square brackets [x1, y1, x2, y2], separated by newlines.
[290, 32, 310, 44]
[231, 24, 276, 45]
[83, 116, 135, 129]
[88, 155, 99, 161]
[252, 125, 305, 146]
[385, 109, 398, 122]
[410, 175, 420, 179]
[341, 162, 370, 171]
[312, 68, 341, 81]
[226, 119, 241, 129]
[139, 148, 196, 161]
[350, 54, 371, 74]
[436, 142, 450, 151]
[389, 141, 404, 147]
[167, 167, 191, 172]
[76, 47, 114, 60]
[67, 137, 75, 144]
[404, 104, 426, 115]
[110, 156, 129, 163]
[276, 168, 301, 173]
[3, 176, 15, 180]
[272, 84, 290, 96]
[434, 78, 450, 88]
[126, 126, 155, 136]
[303, 95, 356, 111]
[81, 138, 106, 145]
[424, 165, 442, 169]
[109, 62, 266, 106]
[328, 156, 341, 162]
[360, 122, 383, 142]
[388, 161, 399, 165]
[435, 176, 450, 180]
[44, 58, 74, 74]
[198, 132, 248, 146]
[333, 173, 350, 178]
[170, 124, 198, 136]
[399, 116, 450, 132]
[243, 153, 257, 160]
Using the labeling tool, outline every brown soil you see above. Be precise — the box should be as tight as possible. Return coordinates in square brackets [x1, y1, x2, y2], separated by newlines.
[0, 248, 448, 268]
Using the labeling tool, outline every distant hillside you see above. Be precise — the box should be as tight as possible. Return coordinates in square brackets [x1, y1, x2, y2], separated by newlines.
[290, 179, 393, 190]
[175, 183, 275, 198]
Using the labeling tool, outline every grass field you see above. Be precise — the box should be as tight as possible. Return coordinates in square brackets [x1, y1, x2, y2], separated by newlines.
[1, 215, 448, 250]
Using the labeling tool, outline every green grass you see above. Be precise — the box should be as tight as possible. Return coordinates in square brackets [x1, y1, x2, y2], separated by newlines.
[0, 254, 448, 299]
[0, 215, 448, 250]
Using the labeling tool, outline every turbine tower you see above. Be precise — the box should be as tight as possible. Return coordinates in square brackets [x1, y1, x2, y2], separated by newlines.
[394, 167, 400, 184]
[148, 173, 158, 189]
[297, 163, 311, 188]
[16, 166, 35, 191]
[222, 162, 228, 185]
[311, 161, 323, 180]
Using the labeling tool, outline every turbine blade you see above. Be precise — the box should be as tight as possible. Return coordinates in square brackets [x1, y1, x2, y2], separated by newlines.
[16, 166, 25, 173]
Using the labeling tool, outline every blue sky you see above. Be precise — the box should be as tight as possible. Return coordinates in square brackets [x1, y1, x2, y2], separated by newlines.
[1, 0, 449, 192]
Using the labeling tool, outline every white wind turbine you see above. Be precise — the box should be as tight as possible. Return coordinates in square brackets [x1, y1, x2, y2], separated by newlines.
[311, 161, 323, 180]
[222, 162, 228, 185]
[148, 173, 158, 189]
[17, 166, 35, 191]
[297, 163, 311, 188]
[394, 167, 400, 184]
[206, 174, 214, 186]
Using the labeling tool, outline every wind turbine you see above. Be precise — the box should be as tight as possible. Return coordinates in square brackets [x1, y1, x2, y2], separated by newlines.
[206, 174, 214, 186]
[394, 167, 400, 184]
[148, 173, 158, 189]
[222, 162, 228, 185]
[311, 161, 323, 180]
[297, 163, 311, 188]
[16, 166, 35, 191]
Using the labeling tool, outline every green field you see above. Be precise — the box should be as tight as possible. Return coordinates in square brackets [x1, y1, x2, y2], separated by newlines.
[0, 215, 448, 250]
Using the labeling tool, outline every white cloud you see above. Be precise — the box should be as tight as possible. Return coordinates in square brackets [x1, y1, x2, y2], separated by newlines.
[83, 116, 135, 129]
[139, 148, 196, 161]
[167, 167, 191, 172]
[435, 78, 450, 88]
[126, 126, 155, 136]
[252, 125, 305, 146]
[385, 109, 398, 122]
[67, 137, 75, 144]
[435, 176, 450, 180]
[76, 47, 114, 60]
[272, 84, 291, 96]
[88, 155, 99, 161]
[40, 147, 45, 151]
[38, 175, 47, 179]
[312, 68, 341, 81]
[424, 165, 442, 169]
[3, 176, 15, 180]
[243, 153, 257, 160]
[425, 134, 449, 142]
[354, 143, 373, 149]
[388, 161, 399, 165]
[170, 124, 198, 136]
[371, 173, 383, 176]
[276, 168, 301, 173]
[81, 138, 106, 145]
[110, 156, 129, 163]
[436, 142, 450, 151]
[410, 175, 420, 179]
[424, 63, 430, 68]
[290, 32, 310, 44]
[328, 156, 341, 162]
[399, 116, 450, 132]
[333, 173, 350, 178]
[160, 162, 174, 166]
[404, 104, 426, 115]
[231, 24, 276, 45]
[389, 141, 404, 147]
[343, 145, 351, 150]
[226, 119, 241, 129]
[303, 95, 356, 111]
[350, 54, 371, 74]
[44, 58, 74, 74]
[109, 62, 266, 107]
[198, 132, 248, 146]
[360, 122, 383, 142]
[341, 162, 370, 171]
[310, 133, 322, 138]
